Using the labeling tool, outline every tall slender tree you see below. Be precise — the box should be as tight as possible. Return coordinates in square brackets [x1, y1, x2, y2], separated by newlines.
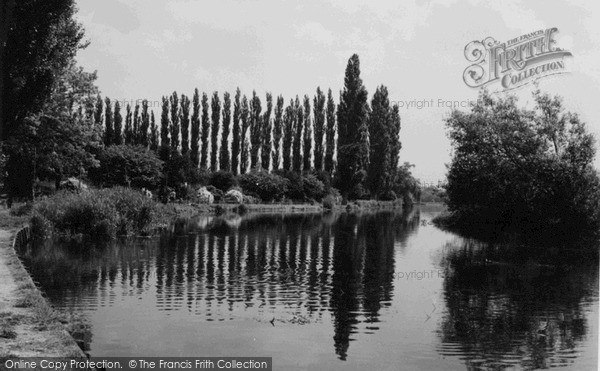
[124, 103, 133, 144]
[272, 95, 284, 171]
[282, 100, 294, 172]
[293, 96, 303, 172]
[180, 94, 190, 156]
[313, 87, 326, 171]
[389, 104, 401, 177]
[324, 89, 336, 175]
[200, 92, 210, 169]
[220, 91, 231, 171]
[190, 88, 200, 167]
[368, 85, 392, 197]
[210, 91, 221, 171]
[150, 111, 158, 152]
[336, 54, 370, 199]
[249, 91, 262, 170]
[261, 92, 273, 170]
[113, 100, 123, 145]
[104, 97, 113, 146]
[231, 88, 241, 175]
[160, 96, 170, 162]
[140, 99, 150, 147]
[94, 94, 103, 128]
[169, 92, 180, 151]
[303, 94, 312, 172]
[240, 95, 250, 174]
[132, 103, 140, 145]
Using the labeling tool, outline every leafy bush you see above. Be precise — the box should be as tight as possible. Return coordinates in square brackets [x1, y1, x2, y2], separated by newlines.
[275, 171, 326, 201]
[312, 170, 332, 191]
[187, 168, 210, 186]
[238, 171, 288, 202]
[205, 185, 224, 203]
[275, 170, 304, 200]
[302, 174, 326, 201]
[379, 190, 397, 201]
[322, 194, 336, 210]
[31, 187, 160, 239]
[243, 194, 260, 204]
[210, 171, 238, 192]
[90, 145, 163, 189]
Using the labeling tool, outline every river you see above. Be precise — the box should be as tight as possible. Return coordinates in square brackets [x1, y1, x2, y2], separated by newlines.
[17, 206, 599, 370]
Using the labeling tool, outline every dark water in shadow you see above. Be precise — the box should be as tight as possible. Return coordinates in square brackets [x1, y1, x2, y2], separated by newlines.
[17, 206, 599, 370]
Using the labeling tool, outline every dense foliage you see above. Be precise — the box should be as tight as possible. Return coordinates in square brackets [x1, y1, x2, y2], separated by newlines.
[441, 90, 600, 241]
[90, 145, 163, 189]
[31, 187, 160, 239]
[238, 170, 288, 202]
[336, 54, 371, 199]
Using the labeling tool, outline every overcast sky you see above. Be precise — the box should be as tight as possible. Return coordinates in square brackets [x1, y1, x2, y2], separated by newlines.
[74, 0, 600, 183]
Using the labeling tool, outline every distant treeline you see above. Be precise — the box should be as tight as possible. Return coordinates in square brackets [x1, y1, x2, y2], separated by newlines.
[88, 54, 408, 200]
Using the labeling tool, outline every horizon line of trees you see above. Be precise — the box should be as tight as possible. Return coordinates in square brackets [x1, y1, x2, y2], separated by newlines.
[90, 54, 405, 200]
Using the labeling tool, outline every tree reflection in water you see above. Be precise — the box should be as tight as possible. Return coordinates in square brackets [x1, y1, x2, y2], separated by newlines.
[18, 209, 421, 360]
[436, 239, 599, 370]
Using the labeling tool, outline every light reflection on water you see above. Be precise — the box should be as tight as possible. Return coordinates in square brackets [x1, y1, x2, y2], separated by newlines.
[18, 206, 599, 370]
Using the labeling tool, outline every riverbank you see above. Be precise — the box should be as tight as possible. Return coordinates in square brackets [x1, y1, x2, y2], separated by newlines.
[0, 210, 87, 359]
[204, 199, 404, 214]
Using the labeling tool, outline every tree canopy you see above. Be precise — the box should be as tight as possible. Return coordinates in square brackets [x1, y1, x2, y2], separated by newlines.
[443, 90, 600, 241]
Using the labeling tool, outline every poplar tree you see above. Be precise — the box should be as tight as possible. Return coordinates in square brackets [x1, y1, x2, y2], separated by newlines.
[324, 89, 336, 175]
[132, 103, 140, 145]
[336, 54, 370, 199]
[249, 91, 262, 170]
[303, 95, 312, 172]
[150, 111, 158, 152]
[390, 104, 401, 178]
[293, 96, 303, 173]
[261, 92, 273, 170]
[180, 94, 190, 156]
[169, 92, 180, 151]
[124, 104, 133, 145]
[220, 91, 231, 171]
[140, 99, 150, 147]
[160, 96, 170, 162]
[210, 91, 221, 171]
[94, 94, 103, 128]
[104, 97, 113, 146]
[231, 88, 241, 175]
[191, 89, 201, 167]
[200, 92, 210, 169]
[113, 101, 123, 145]
[368, 85, 392, 197]
[282, 100, 294, 172]
[272, 95, 284, 171]
[313, 88, 326, 171]
[240, 96, 250, 174]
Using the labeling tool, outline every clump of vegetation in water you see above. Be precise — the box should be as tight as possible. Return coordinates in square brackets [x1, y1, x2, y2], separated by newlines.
[436, 90, 600, 245]
[30, 187, 162, 239]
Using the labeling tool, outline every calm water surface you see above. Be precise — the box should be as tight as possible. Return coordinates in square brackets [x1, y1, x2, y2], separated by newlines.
[18, 206, 599, 370]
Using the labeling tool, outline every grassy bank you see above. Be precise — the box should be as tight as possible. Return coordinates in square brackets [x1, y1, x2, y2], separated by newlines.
[28, 187, 214, 240]
[8, 186, 407, 241]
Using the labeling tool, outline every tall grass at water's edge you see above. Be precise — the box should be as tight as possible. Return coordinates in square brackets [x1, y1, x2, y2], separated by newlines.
[30, 187, 164, 239]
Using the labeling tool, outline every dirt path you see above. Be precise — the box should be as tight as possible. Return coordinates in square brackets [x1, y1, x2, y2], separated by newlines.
[0, 227, 85, 358]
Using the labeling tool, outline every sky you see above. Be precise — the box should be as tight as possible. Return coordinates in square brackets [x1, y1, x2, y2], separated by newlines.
[74, 0, 600, 184]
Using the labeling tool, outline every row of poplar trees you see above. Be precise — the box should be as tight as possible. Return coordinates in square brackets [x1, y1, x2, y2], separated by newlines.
[93, 54, 402, 199]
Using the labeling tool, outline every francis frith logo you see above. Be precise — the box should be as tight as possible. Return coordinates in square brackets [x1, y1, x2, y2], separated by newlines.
[463, 27, 572, 90]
